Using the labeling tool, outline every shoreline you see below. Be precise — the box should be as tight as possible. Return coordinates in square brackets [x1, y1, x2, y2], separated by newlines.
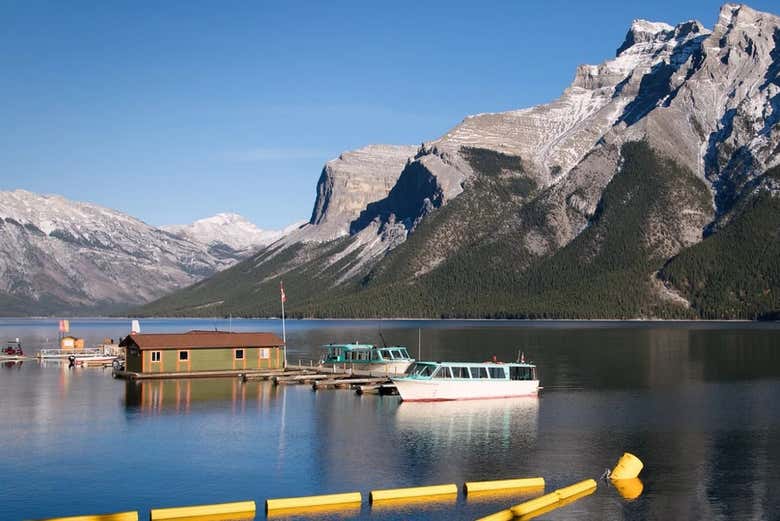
[0, 316, 774, 325]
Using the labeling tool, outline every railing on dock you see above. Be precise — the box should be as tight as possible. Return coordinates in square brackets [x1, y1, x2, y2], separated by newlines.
[37, 347, 105, 359]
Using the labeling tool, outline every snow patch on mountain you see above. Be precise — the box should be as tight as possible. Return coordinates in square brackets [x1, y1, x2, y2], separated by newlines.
[163, 213, 303, 253]
[0, 190, 302, 314]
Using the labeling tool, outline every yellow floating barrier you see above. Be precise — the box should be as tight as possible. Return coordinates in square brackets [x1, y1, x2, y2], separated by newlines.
[266, 492, 361, 512]
[510, 492, 560, 517]
[613, 477, 644, 500]
[266, 503, 361, 519]
[553, 478, 597, 500]
[163, 515, 255, 521]
[369, 483, 458, 503]
[151, 501, 255, 521]
[369, 493, 456, 512]
[475, 508, 514, 521]
[464, 477, 545, 494]
[32, 512, 138, 521]
[466, 487, 545, 505]
[515, 486, 596, 521]
[611, 452, 644, 480]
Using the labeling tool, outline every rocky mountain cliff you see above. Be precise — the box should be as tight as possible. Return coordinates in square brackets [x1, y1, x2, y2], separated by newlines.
[0, 190, 296, 315]
[141, 3, 779, 319]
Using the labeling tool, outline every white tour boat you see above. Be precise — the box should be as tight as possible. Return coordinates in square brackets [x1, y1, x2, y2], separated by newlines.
[392, 358, 539, 402]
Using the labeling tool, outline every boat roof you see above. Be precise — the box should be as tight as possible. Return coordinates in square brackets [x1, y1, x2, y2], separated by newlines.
[412, 360, 535, 368]
[321, 343, 408, 350]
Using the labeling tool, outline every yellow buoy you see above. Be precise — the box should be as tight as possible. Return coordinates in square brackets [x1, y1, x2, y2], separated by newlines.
[510, 492, 560, 516]
[464, 477, 545, 494]
[266, 492, 361, 512]
[611, 452, 643, 480]
[31, 513, 138, 521]
[151, 501, 255, 521]
[369, 484, 458, 502]
[613, 477, 644, 500]
[554, 479, 597, 500]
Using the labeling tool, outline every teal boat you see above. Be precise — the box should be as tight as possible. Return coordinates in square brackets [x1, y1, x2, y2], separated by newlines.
[320, 343, 415, 375]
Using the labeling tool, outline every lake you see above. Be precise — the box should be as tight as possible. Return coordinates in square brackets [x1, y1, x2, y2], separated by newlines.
[1, 318, 779, 520]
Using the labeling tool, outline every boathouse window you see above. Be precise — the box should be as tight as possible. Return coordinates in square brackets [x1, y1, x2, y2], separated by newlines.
[235, 349, 244, 360]
[259, 348, 269, 359]
[451, 366, 470, 378]
[469, 366, 488, 378]
[489, 367, 506, 379]
[433, 366, 452, 378]
[151, 351, 161, 362]
[178, 350, 189, 361]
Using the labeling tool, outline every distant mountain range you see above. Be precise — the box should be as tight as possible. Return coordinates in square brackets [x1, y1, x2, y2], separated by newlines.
[5, 4, 778, 320]
[139, 3, 780, 320]
[0, 190, 300, 315]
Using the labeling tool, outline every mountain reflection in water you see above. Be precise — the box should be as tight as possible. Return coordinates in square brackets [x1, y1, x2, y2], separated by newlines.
[2, 318, 779, 521]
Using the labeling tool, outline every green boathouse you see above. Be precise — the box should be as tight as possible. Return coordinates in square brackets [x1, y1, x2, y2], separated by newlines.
[120, 330, 285, 374]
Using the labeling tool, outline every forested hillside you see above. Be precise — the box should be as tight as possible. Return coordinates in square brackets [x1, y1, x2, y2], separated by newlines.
[660, 166, 780, 320]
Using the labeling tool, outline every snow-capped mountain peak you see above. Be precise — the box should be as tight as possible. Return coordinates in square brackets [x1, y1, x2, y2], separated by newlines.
[163, 213, 303, 253]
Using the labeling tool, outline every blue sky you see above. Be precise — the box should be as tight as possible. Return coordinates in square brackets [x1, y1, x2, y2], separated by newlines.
[1, 1, 776, 229]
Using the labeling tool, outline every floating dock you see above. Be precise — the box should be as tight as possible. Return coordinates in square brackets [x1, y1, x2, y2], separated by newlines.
[113, 369, 289, 380]
[113, 365, 399, 394]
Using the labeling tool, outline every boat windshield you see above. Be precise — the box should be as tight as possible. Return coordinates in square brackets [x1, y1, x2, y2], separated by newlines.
[381, 348, 412, 360]
[405, 362, 437, 377]
[509, 365, 536, 380]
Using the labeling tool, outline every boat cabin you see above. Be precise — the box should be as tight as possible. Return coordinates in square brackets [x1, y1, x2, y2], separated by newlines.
[403, 362, 537, 381]
[321, 343, 413, 364]
[3, 339, 23, 356]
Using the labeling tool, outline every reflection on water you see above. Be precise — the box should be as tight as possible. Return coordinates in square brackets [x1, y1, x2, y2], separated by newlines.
[613, 477, 644, 500]
[1, 318, 779, 521]
[394, 397, 539, 450]
[124, 379, 280, 414]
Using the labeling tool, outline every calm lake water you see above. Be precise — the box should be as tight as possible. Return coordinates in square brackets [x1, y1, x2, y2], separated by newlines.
[1, 318, 779, 521]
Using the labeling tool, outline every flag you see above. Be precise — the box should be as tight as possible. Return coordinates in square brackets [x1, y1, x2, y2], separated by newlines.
[280, 281, 286, 303]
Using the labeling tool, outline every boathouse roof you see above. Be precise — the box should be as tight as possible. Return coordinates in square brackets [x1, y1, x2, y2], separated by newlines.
[119, 330, 284, 350]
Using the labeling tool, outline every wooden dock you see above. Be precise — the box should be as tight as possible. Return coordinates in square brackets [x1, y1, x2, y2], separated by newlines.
[113, 364, 398, 395]
[114, 368, 289, 380]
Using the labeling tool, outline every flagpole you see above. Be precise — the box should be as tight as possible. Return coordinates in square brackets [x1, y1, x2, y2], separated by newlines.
[281, 281, 287, 369]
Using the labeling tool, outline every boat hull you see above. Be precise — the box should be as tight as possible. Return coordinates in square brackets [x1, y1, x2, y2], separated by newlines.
[392, 378, 540, 402]
[320, 361, 412, 376]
